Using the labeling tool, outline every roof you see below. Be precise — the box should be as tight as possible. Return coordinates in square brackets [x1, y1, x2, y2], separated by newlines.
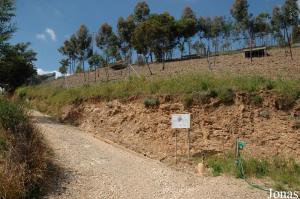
[243, 46, 267, 52]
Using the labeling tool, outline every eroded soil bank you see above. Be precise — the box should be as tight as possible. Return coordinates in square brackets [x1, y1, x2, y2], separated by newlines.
[59, 91, 300, 164]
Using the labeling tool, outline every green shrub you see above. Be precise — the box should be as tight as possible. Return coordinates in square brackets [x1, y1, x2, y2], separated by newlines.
[193, 90, 213, 104]
[183, 94, 193, 108]
[242, 158, 269, 178]
[204, 153, 300, 191]
[275, 95, 297, 110]
[206, 153, 236, 176]
[250, 95, 263, 106]
[144, 97, 160, 108]
[0, 98, 27, 132]
[217, 88, 235, 104]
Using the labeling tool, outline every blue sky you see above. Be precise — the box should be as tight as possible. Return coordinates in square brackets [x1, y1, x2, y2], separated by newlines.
[11, 0, 287, 74]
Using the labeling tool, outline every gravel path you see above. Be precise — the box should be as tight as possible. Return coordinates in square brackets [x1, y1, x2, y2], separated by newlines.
[32, 111, 267, 199]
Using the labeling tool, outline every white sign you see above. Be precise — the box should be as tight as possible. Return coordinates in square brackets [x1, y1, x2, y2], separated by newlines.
[171, 114, 191, 129]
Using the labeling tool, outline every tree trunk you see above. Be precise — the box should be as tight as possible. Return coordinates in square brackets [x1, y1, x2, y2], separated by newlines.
[150, 52, 153, 63]
[162, 52, 165, 71]
[94, 65, 97, 82]
[82, 59, 86, 83]
[285, 27, 293, 60]
[249, 30, 253, 63]
[105, 57, 109, 81]
[188, 39, 191, 56]
[145, 56, 153, 75]
[207, 38, 212, 70]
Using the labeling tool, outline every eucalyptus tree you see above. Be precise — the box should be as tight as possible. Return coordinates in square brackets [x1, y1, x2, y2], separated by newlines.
[58, 58, 69, 87]
[231, 0, 256, 62]
[96, 23, 120, 80]
[75, 25, 92, 82]
[117, 15, 135, 64]
[271, 0, 299, 59]
[211, 16, 225, 54]
[133, 1, 150, 24]
[198, 17, 214, 68]
[254, 13, 271, 46]
[271, 6, 285, 46]
[149, 12, 178, 70]
[192, 40, 205, 55]
[58, 35, 79, 74]
[221, 18, 234, 52]
[132, 19, 153, 75]
[177, 6, 198, 56]
[281, 0, 299, 59]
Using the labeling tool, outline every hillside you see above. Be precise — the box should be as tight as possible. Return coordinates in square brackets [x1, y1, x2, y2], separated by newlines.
[19, 46, 300, 191]
[49, 47, 300, 88]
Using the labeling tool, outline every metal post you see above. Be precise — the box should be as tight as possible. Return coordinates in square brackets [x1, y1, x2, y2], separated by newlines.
[175, 130, 178, 164]
[187, 129, 191, 160]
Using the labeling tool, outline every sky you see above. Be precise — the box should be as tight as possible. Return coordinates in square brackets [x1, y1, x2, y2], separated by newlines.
[10, 0, 290, 75]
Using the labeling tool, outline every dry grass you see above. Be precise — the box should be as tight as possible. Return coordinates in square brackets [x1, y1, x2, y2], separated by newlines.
[0, 98, 49, 199]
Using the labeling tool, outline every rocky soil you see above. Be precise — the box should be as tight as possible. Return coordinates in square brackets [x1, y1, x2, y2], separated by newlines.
[60, 91, 300, 164]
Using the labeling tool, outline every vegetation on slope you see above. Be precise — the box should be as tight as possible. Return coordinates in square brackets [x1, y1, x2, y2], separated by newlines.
[17, 73, 300, 115]
[0, 97, 49, 198]
[203, 153, 300, 191]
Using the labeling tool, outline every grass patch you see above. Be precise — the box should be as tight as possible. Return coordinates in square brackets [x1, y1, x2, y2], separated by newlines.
[204, 153, 300, 191]
[16, 73, 300, 114]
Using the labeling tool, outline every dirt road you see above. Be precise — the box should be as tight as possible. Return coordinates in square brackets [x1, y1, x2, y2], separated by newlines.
[32, 111, 267, 199]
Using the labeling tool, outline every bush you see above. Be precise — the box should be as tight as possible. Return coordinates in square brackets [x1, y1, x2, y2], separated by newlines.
[183, 94, 193, 108]
[275, 94, 297, 110]
[217, 88, 235, 104]
[193, 90, 215, 104]
[144, 97, 160, 108]
[250, 95, 263, 106]
[243, 158, 269, 178]
[0, 98, 27, 132]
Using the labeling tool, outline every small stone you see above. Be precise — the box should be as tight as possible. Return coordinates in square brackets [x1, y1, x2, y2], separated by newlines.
[197, 163, 205, 176]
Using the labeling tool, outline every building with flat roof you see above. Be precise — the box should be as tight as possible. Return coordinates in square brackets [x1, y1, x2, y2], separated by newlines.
[243, 46, 267, 58]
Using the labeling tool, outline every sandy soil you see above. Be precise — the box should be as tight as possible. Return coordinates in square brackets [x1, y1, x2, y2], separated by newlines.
[32, 111, 267, 199]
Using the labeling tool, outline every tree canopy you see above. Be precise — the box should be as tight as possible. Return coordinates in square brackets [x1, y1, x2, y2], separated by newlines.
[0, 0, 37, 91]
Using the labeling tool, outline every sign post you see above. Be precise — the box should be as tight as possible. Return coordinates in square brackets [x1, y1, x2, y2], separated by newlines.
[171, 114, 191, 164]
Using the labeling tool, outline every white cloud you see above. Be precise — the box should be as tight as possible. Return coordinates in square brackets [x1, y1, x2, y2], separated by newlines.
[36, 28, 57, 42]
[37, 68, 62, 79]
[36, 33, 46, 41]
[46, 28, 56, 41]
